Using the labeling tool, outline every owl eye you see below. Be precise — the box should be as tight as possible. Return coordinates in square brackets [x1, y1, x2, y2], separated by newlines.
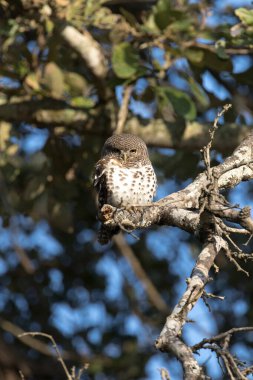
[130, 149, 137, 154]
[114, 148, 121, 154]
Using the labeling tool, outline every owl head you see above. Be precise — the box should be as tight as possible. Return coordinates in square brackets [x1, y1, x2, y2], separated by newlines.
[101, 134, 150, 165]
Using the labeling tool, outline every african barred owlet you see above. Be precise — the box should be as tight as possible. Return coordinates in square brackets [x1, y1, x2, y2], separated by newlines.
[93, 134, 157, 244]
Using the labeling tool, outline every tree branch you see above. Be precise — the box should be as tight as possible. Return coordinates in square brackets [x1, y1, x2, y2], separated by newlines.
[155, 237, 226, 380]
[99, 132, 253, 233]
[59, 24, 108, 79]
[97, 125, 253, 378]
[0, 98, 251, 153]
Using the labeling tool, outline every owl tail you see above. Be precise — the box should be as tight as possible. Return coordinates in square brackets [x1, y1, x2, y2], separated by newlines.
[98, 224, 120, 245]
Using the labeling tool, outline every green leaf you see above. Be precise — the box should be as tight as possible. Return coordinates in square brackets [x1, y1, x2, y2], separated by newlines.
[144, 0, 172, 33]
[184, 48, 204, 64]
[64, 72, 88, 96]
[168, 18, 193, 33]
[235, 8, 253, 26]
[112, 42, 140, 79]
[185, 49, 233, 71]
[153, 0, 172, 30]
[156, 86, 196, 121]
[70, 97, 95, 108]
[42, 62, 65, 98]
[215, 40, 229, 60]
[188, 79, 210, 108]
[145, 0, 190, 32]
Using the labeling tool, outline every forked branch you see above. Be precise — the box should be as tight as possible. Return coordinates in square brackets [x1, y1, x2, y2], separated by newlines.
[99, 105, 253, 378]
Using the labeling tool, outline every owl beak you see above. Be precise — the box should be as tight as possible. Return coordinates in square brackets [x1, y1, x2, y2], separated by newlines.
[120, 152, 128, 163]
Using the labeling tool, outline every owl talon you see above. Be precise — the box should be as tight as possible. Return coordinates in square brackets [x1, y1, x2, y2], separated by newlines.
[99, 204, 115, 223]
[125, 205, 139, 213]
[119, 220, 135, 231]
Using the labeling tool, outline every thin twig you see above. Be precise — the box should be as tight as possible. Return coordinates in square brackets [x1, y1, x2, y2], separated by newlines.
[225, 248, 249, 276]
[115, 85, 133, 135]
[222, 353, 236, 380]
[18, 332, 72, 380]
[202, 103, 232, 177]
[242, 365, 253, 376]
[192, 326, 253, 351]
[0, 318, 71, 359]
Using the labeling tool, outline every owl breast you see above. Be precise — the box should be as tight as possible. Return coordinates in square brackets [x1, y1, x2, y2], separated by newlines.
[105, 159, 157, 207]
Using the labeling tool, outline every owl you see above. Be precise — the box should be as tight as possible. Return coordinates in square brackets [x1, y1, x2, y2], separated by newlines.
[93, 134, 157, 244]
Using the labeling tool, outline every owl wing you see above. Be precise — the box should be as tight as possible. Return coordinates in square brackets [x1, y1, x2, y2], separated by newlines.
[93, 158, 108, 209]
[93, 157, 120, 244]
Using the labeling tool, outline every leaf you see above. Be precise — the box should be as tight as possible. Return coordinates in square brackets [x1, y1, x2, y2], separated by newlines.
[112, 42, 140, 79]
[153, 0, 172, 30]
[145, 0, 190, 32]
[42, 62, 65, 98]
[235, 8, 253, 26]
[155, 88, 175, 122]
[168, 18, 193, 33]
[64, 72, 88, 96]
[215, 40, 229, 60]
[184, 48, 204, 64]
[188, 78, 210, 108]
[70, 97, 95, 108]
[92, 7, 123, 29]
[45, 19, 54, 34]
[185, 49, 233, 71]
[25, 72, 41, 91]
[120, 9, 140, 28]
[0, 122, 11, 151]
[156, 86, 196, 121]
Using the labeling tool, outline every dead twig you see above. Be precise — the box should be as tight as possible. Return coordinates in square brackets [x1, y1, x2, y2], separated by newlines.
[192, 327, 253, 379]
[0, 318, 70, 359]
[202, 103, 232, 177]
[115, 85, 133, 135]
[192, 326, 253, 351]
[19, 332, 72, 380]
[18, 332, 89, 380]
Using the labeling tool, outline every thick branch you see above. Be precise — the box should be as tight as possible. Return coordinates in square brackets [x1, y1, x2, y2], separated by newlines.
[59, 25, 108, 79]
[155, 237, 227, 379]
[0, 97, 251, 152]
[100, 205, 199, 234]
[101, 133, 253, 233]
[98, 131, 253, 379]
[0, 98, 89, 126]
